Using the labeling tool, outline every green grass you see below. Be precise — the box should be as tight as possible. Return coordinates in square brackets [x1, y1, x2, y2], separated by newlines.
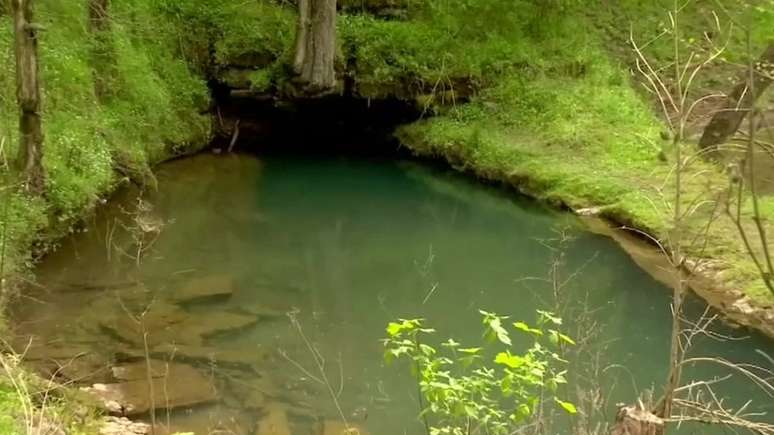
[0, 382, 19, 434]
[0, 352, 102, 435]
[396, 1, 774, 305]
[0, 0, 211, 286]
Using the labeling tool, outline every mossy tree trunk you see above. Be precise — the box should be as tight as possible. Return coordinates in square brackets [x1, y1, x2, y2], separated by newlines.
[88, 0, 113, 101]
[699, 42, 774, 149]
[12, 0, 45, 195]
[292, 0, 337, 94]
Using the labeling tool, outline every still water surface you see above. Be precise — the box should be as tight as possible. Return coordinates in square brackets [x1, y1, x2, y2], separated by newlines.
[12, 153, 774, 434]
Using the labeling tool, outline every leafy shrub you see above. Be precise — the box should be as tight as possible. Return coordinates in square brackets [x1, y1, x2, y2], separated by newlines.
[384, 310, 576, 435]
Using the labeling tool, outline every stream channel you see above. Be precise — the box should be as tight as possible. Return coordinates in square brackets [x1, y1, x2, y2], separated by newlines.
[9, 151, 774, 434]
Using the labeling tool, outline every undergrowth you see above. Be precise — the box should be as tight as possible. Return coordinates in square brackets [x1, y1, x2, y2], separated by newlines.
[0, 353, 100, 435]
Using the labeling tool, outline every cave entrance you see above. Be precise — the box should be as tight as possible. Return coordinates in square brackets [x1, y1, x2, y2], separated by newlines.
[211, 91, 424, 157]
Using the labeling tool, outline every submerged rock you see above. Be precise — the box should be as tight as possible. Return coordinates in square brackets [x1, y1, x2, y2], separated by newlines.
[236, 303, 290, 320]
[173, 274, 237, 304]
[148, 343, 270, 369]
[82, 363, 217, 416]
[320, 420, 369, 435]
[22, 342, 94, 361]
[99, 417, 150, 435]
[151, 405, 255, 435]
[110, 359, 203, 382]
[223, 372, 276, 410]
[187, 311, 258, 339]
[21, 343, 113, 384]
[102, 305, 257, 347]
[256, 404, 292, 435]
[57, 353, 113, 384]
[99, 302, 190, 346]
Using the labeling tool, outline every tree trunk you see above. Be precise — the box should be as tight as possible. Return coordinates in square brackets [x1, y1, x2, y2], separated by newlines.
[292, 0, 337, 95]
[610, 406, 665, 435]
[88, 0, 112, 101]
[12, 0, 45, 195]
[699, 42, 774, 149]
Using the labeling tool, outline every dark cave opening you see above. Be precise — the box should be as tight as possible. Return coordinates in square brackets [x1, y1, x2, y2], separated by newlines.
[210, 89, 425, 157]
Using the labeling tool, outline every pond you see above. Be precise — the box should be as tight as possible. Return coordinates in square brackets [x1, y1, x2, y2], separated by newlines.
[10, 152, 774, 434]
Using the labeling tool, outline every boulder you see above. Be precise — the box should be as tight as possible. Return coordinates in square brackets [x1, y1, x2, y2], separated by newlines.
[82, 363, 217, 416]
[173, 275, 237, 304]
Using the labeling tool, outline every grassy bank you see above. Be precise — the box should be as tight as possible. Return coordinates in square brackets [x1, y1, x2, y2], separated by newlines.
[395, 2, 774, 310]
[0, 0, 211, 301]
[0, 1, 210, 430]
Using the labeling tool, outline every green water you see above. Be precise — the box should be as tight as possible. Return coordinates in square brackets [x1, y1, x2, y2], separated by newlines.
[12, 153, 774, 434]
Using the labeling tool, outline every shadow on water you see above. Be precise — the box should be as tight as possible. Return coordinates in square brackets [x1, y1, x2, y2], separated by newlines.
[8, 131, 774, 433]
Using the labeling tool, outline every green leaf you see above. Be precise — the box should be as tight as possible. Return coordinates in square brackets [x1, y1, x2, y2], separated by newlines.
[420, 344, 437, 356]
[459, 347, 482, 354]
[494, 351, 525, 368]
[442, 338, 460, 348]
[559, 333, 576, 345]
[537, 310, 562, 326]
[555, 398, 577, 414]
[512, 403, 532, 422]
[482, 311, 512, 345]
[549, 330, 559, 346]
[514, 321, 543, 336]
[386, 322, 403, 337]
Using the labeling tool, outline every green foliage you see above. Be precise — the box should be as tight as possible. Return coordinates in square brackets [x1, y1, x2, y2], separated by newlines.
[338, 0, 541, 97]
[384, 311, 575, 435]
[0, 0, 211, 281]
[0, 356, 101, 435]
[155, 0, 294, 73]
[0, 382, 19, 434]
